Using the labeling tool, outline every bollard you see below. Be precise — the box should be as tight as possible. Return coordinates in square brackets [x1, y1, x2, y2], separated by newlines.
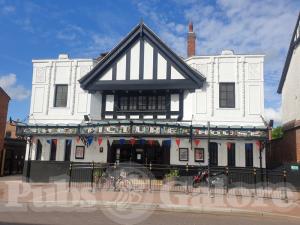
[68, 161, 73, 192]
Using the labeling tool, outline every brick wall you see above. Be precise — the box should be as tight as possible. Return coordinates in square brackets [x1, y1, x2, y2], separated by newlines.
[268, 124, 300, 168]
[0, 89, 10, 169]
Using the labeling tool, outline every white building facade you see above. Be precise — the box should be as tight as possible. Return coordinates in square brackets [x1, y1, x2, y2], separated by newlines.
[19, 22, 267, 181]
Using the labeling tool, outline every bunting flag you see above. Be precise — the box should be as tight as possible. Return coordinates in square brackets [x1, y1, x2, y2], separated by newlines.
[76, 136, 81, 144]
[194, 139, 201, 147]
[163, 139, 171, 147]
[227, 142, 232, 150]
[119, 138, 126, 145]
[66, 139, 72, 146]
[80, 136, 87, 146]
[130, 138, 136, 146]
[87, 136, 93, 147]
[140, 139, 146, 145]
[98, 137, 103, 146]
[46, 140, 51, 144]
[255, 140, 261, 149]
[148, 139, 154, 146]
[175, 138, 181, 147]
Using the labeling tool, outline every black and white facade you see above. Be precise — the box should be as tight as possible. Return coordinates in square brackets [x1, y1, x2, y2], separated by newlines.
[19, 22, 267, 180]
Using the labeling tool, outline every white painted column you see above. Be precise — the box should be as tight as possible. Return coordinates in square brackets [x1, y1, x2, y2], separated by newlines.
[45, 61, 53, 115]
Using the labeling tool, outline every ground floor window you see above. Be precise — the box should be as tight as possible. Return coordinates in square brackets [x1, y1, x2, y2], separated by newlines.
[36, 139, 42, 160]
[179, 148, 188, 161]
[50, 139, 57, 161]
[64, 139, 72, 161]
[227, 142, 235, 167]
[209, 142, 218, 166]
[245, 143, 253, 167]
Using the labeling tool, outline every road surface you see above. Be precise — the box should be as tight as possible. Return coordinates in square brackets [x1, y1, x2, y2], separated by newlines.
[0, 204, 299, 225]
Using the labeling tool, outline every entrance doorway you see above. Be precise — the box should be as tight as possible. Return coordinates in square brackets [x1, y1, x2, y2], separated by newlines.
[108, 139, 169, 165]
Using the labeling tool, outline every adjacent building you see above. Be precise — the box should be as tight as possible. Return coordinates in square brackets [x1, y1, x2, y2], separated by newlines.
[0, 87, 10, 175]
[275, 13, 300, 165]
[17, 22, 268, 181]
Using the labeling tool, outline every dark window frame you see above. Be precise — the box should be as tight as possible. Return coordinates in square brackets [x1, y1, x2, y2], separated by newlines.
[245, 143, 254, 167]
[64, 139, 72, 162]
[54, 84, 68, 107]
[219, 83, 235, 108]
[116, 93, 168, 112]
[50, 139, 57, 161]
[209, 142, 218, 166]
[36, 139, 42, 160]
[227, 142, 236, 167]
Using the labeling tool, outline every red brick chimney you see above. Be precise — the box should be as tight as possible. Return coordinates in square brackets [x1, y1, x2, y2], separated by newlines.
[187, 22, 196, 57]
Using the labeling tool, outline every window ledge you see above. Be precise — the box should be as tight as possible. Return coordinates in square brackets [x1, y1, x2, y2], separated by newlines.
[216, 107, 240, 110]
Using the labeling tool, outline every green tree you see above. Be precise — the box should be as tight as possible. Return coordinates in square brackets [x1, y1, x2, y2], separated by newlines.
[272, 126, 283, 139]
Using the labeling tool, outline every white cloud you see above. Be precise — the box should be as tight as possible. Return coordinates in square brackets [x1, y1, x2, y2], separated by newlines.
[264, 107, 282, 125]
[134, 0, 300, 125]
[0, 73, 30, 101]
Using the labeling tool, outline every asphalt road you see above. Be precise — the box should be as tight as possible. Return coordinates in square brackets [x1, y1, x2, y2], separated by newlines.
[0, 204, 299, 225]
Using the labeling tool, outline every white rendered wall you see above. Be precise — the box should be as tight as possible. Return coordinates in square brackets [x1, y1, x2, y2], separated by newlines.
[185, 53, 265, 127]
[30, 56, 95, 124]
[281, 45, 300, 124]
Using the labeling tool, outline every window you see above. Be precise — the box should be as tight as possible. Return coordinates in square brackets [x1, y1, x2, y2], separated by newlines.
[245, 143, 253, 167]
[138, 96, 147, 110]
[129, 96, 137, 110]
[54, 85, 68, 107]
[157, 96, 166, 110]
[50, 139, 57, 161]
[209, 142, 218, 166]
[119, 96, 128, 110]
[116, 94, 167, 112]
[219, 83, 235, 108]
[36, 139, 42, 160]
[227, 142, 236, 167]
[179, 148, 188, 161]
[64, 139, 72, 161]
[194, 148, 204, 162]
[148, 96, 156, 110]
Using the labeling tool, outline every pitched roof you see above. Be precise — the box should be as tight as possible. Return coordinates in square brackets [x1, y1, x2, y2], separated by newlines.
[79, 22, 205, 91]
[277, 12, 300, 94]
[0, 87, 10, 101]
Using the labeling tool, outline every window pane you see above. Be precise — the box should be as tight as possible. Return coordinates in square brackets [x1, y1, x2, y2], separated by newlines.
[219, 83, 235, 108]
[54, 85, 68, 107]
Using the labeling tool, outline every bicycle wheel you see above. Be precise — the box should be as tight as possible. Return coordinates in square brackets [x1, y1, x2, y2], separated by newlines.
[116, 178, 133, 192]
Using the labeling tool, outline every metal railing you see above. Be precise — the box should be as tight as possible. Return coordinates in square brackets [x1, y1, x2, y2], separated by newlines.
[68, 162, 295, 200]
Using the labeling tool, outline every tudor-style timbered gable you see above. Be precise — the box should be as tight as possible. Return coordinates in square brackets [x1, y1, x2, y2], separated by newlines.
[79, 22, 205, 120]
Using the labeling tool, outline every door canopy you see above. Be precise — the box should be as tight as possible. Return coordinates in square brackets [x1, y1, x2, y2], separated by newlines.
[79, 22, 205, 91]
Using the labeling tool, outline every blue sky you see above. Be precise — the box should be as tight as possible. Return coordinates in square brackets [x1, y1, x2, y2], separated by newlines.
[0, 0, 299, 124]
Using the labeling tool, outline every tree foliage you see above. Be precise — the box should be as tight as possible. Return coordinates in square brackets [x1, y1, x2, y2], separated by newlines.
[272, 126, 283, 139]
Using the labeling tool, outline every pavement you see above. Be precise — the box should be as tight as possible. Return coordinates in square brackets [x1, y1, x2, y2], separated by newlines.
[0, 205, 300, 225]
[0, 175, 299, 221]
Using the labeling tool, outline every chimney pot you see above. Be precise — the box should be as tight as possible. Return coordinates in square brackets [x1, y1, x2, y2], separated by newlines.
[187, 22, 196, 57]
[189, 22, 193, 32]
